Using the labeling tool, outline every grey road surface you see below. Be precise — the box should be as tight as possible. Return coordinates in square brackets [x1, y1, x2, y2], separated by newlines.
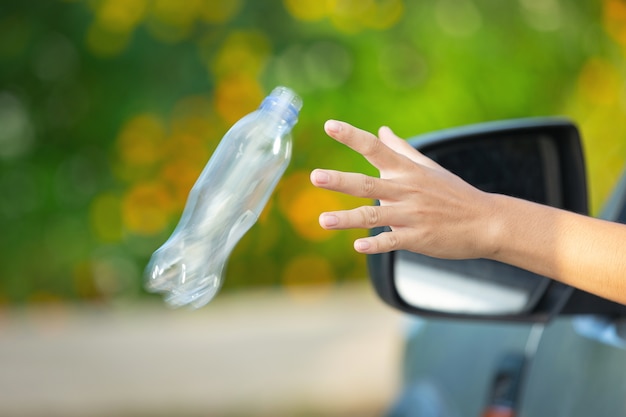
[0, 284, 404, 417]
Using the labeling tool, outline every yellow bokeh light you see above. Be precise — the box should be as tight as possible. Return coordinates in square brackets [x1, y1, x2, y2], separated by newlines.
[145, 0, 201, 42]
[89, 192, 123, 243]
[86, 0, 147, 56]
[211, 30, 271, 78]
[151, 0, 200, 26]
[214, 73, 264, 125]
[581, 119, 626, 213]
[284, 0, 404, 30]
[284, 0, 405, 33]
[363, 0, 404, 30]
[604, 0, 626, 47]
[116, 113, 166, 168]
[283, 0, 332, 21]
[160, 157, 203, 212]
[122, 181, 174, 235]
[287, 188, 338, 241]
[97, 0, 148, 33]
[282, 254, 336, 302]
[566, 55, 626, 214]
[199, 0, 243, 23]
[277, 171, 310, 211]
[577, 58, 621, 106]
[278, 171, 341, 241]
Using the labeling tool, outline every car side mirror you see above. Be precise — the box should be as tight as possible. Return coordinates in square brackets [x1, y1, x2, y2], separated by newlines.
[368, 118, 589, 322]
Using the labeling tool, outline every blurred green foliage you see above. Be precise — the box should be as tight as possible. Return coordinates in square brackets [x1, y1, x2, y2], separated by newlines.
[0, 0, 625, 305]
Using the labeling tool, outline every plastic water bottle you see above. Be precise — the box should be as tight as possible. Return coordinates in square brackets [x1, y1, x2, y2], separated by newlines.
[145, 86, 302, 308]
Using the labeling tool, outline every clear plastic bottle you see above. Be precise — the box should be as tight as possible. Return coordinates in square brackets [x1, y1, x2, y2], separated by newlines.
[145, 86, 302, 308]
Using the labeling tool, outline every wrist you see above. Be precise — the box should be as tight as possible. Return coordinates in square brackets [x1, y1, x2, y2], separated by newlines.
[482, 193, 512, 260]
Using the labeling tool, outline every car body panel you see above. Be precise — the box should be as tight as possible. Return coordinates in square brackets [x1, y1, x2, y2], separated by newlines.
[520, 317, 626, 416]
[390, 319, 532, 417]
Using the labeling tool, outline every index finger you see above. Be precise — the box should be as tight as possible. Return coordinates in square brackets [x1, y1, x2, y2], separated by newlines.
[325, 120, 404, 171]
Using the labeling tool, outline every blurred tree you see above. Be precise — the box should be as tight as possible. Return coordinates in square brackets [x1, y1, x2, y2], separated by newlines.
[0, 0, 624, 305]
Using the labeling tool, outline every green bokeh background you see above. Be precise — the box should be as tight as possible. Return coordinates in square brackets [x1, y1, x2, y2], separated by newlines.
[1, 0, 625, 305]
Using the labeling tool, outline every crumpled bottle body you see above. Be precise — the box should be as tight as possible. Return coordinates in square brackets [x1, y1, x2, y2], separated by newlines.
[145, 87, 301, 308]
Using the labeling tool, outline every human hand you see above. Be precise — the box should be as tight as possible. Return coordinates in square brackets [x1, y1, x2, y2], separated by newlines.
[311, 119, 626, 306]
[310, 120, 499, 259]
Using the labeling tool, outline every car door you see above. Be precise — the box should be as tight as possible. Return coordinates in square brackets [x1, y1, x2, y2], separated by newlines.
[518, 169, 626, 417]
[519, 318, 626, 416]
[389, 319, 533, 417]
[390, 168, 626, 417]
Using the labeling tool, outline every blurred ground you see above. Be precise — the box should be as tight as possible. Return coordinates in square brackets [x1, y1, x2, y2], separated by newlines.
[0, 283, 404, 417]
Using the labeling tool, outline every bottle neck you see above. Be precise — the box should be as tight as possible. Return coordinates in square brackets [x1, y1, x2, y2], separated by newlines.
[259, 87, 302, 129]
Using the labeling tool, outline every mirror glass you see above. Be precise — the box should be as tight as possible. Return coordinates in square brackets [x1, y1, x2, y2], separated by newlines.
[394, 134, 562, 315]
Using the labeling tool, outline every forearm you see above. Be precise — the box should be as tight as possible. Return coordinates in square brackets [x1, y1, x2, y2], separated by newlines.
[489, 194, 626, 304]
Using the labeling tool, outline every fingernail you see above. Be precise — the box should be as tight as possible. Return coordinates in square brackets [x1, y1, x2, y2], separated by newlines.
[380, 126, 392, 134]
[313, 170, 330, 184]
[321, 214, 339, 227]
[325, 120, 342, 133]
[355, 240, 371, 251]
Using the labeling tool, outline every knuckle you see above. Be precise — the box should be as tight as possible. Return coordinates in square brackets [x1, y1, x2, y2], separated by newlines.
[360, 175, 377, 197]
[361, 206, 381, 227]
[385, 233, 401, 250]
[362, 137, 381, 157]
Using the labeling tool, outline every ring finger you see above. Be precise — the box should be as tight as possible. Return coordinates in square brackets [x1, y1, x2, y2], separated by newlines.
[319, 204, 401, 230]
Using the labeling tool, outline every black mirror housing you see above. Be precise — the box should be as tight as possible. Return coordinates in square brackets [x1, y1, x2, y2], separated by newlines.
[368, 118, 591, 322]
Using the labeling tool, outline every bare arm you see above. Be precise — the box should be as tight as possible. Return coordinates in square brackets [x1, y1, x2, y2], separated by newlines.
[310, 120, 626, 304]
